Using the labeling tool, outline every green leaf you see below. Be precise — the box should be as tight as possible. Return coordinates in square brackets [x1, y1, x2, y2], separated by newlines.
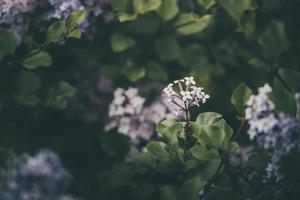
[110, 0, 129, 11]
[156, 118, 178, 133]
[110, 33, 135, 52]
[190, 145, 219, 160]
[118, 13, 138, 22]
[197, 0, 216, 10]
[196, 112, 223, 126]
[175, 13, 212, 35]
[279, 68, 300, 93]
[146, 141, 169, 159]
[45, 81, 76, 109]
[15, 71, 41, 107]
[0, 29, 18, 61]
[258, 20, 289, 58]
[180, 178, 205, 200]
[66, 10, 86, 30]
[126, 14, 160, 33]
[225, 142, 239, 153]
[239, 11, 256, 33]
[269, 78, 296, 116]
[155, 36, 181, 61]
[146, 62, 168, 81]
[183, 160, 198, 171]
[22, 50, 52, 70]
[133, 0, 162, 14]
[157, 0, 179, 21]
[100, 132, 131, 158]
[157, 158, 177, 173]
[159, 122, 182, 148]
[231, 82, 252, 115]
[218, 0, 256, 22]
[67, 29, 81, 39]
[122, 67, 146, 82]
[134, 152, 157, 168]
[46, 20, 67, 43]
[246, 153, 270, 173]
[248, 57, 278, 69]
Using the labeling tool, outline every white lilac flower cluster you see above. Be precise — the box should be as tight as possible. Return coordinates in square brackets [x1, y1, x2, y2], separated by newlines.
[0, 0, 37, 38]
[163, 77, 210, 115]
[245, 84, 276, 140]
[106, 88, 174, 150]
[0, 149, 74, 200]
[245, 84, 300, 181]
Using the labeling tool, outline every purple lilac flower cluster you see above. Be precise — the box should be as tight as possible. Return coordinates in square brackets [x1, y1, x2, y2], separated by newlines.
[245, 84, 300, 181]
[0, 149, 74, 200]
[0, 0, 38, 39]
[106, 87, 175, 152]
[69, 68, 113, 123]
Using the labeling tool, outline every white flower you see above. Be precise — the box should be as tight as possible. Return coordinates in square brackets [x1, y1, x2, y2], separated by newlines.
[163, 76, 209, 114]
[180, 90, 192, 101]
[184, 77, 196, 85]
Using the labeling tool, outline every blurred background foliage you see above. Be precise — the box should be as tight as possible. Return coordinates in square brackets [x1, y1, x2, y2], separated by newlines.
[0, 0, 300, 199]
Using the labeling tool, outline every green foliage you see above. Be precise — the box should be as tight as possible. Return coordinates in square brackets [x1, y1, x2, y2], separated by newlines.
[22, 50, 52, 70]
[279, 68, 300, 93]
[133, 0, 162, 14]
[269, 78, 297, 116]
[258, 20, 289, 59]
[146, 62, 168, 81]
[231, 82, 252, 115]
[175, 13, 213, 35]
[246, 153, 270, 173]
[46, 21, 67, 43]
[122, 66, 146, 82]
[0, 29, 17, 61]
[45, 81, 76, 109]
[218, 0, 256, 23]
[14, 71, 41, 106]
[101, 132, 131, 158]
[110, 33, 135, 52]
[66, 10, 86, 31]
[155, 36, 181, 61]
[198, 0, 216, 10]
[157, 0, 179, 21]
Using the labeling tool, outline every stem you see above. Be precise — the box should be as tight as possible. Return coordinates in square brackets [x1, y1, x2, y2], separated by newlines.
[199, 162, 224, 200]
[233, 118, 245, 140]
[183, 102, 190, 158]
[295, 93, 300, 120]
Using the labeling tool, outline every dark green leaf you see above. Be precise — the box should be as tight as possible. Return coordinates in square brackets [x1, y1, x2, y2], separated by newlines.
[122, 67, 146, 82]
[190, 145, 219, 160]
[110, 33, 135, 52]
[218, 0, 256, 22]
[196, 112, 223, 126]
[279, 68, 300, 93]
[269, 78, 297, 116]
[66, 10, 86, 30]
[146, 141, 169, 159]
[45, 81, 76, 109]
[0, 29, 18, 61]
[22, 50, 52, 70]
[231, 82, 252, 115]
[175, 13, 212, 35]
[155, 36, 181, 61]
[100, 132, 131, 158]
[157, 0, 178, 21]
[133, 0, 162, 14]
[46, 21, 67, 43]
[146, 62, 168, 81]
[258, 20, 289, 58]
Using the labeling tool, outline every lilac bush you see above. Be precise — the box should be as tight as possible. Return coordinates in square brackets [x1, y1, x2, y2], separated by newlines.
[0, 149, 75, 200]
